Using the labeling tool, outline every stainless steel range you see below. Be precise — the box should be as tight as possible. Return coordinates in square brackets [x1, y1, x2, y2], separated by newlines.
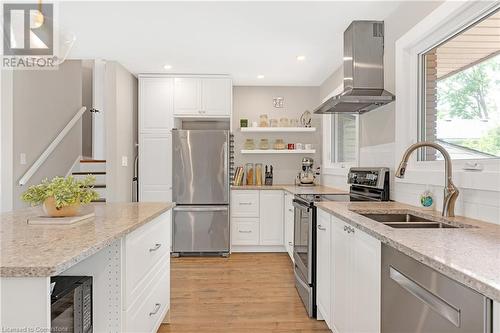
[293, 167, 390, 317]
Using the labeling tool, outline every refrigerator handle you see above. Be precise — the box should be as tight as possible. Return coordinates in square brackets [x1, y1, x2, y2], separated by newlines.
[223, 138, 229, 195]
[174, 206, 229, 212]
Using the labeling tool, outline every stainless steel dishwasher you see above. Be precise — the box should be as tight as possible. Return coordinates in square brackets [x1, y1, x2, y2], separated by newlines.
[382, 245, 492, 333]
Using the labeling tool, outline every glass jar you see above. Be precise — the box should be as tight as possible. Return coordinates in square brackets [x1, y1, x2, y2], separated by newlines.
[244, 139, 255, 150]
[259, 114, 269, 127]
[245, 163, 254, 185]
[270, 118, 278, 127]
[273, 138, 285, 150]
[259, 138, 269, 150]
[255, 163, 263, 186]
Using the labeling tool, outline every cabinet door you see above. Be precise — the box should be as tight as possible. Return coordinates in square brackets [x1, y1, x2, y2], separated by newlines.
[316, 209, 332, 327]
[201, 78, 231, 116]
[331, 216, 352, 333]
[352, 227, 381, 333]
[139, 133, 172, 202]
[259, 190, 284, 245]
[231, 217, 260, 245]
[284, 192, 295, 260]
[139, 77, 174, 133]
[173, 78, 201, 115]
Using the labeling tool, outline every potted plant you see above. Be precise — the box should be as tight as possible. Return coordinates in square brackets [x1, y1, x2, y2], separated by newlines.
[21, 176, 100, 217]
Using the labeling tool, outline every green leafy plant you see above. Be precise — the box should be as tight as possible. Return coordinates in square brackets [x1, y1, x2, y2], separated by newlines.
[21, 176, 99, 209]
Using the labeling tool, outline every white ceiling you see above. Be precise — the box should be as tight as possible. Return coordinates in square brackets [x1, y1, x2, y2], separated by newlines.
[59, 1, 403, 86]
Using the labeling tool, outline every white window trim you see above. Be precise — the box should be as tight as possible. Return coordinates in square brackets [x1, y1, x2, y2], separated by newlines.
[395, 0, 500, 192]
[322, 84, 360, 176]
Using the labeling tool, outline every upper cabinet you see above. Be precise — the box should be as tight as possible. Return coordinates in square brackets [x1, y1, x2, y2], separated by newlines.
[174, 77, 231, 117]
[139, 77, 174, 133]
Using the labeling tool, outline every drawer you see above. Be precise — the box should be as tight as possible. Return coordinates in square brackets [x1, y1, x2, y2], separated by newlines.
[231, 218, 260, 245]
[125, 255, 170, 333]
[125, 212, 170, 305]
[231, 190, 259, 217]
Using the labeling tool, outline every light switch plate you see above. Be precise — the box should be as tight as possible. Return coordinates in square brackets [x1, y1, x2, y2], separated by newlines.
[20, 153, 26, 165]
[121, 156, 128, 167]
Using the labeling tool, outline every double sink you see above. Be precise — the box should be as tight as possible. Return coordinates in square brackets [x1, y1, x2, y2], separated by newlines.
[358, 212, 472, 229]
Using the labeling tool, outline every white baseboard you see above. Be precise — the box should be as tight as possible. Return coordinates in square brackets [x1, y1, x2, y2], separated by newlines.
[231, 245, 286, 253]
[66, 155, 83, 177]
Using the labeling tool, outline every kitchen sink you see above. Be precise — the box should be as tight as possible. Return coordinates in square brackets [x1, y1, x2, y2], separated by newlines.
[359, 213, 462, 229]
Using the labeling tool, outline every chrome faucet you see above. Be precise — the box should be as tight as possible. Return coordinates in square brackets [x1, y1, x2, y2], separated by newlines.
[395, 142, 459, 217]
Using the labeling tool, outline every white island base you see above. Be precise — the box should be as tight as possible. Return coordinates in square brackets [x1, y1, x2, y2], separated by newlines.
[1, 208, 171, 333]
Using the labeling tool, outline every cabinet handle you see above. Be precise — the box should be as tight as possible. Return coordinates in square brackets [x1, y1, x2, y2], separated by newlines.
[149, 303, 161, 316]
[239, 202, 252, 205]
[318, 225, 326, 231]
[149, 243, 162, 252]
[343, 225, 348, 232]
[239, 230, 252, 233]
[288, 208, 293, 212]
[288, 242, 293, 246]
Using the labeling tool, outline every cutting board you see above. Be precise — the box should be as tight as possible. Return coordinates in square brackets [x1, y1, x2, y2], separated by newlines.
[27, 212, 95, 225]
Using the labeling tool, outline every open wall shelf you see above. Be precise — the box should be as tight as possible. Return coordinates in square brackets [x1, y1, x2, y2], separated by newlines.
[240, 149, 316, 154]
[240, 127, 316, 133]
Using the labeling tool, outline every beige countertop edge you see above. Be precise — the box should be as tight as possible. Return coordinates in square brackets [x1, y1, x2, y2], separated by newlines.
[0, 202, 175, 278]
[315, 201, 500, 303]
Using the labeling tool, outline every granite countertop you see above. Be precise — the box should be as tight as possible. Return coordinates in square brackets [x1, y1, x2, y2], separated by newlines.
[0, 202, 174, 277]
[231, 184, 349, 195]
[315, 201, 500, 302]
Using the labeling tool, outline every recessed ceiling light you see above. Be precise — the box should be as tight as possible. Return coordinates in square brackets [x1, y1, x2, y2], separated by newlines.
[257, 74, 265, 79]
[297, 55, 306, 61]
[163, 64, 172, 70]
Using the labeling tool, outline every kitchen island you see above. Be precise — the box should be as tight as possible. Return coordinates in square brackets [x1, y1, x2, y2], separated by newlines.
[0, 202, 174, 332]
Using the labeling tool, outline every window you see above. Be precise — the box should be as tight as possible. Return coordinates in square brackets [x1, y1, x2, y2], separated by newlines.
[331, 114, 358, 163]
[420, 8, 500, 161]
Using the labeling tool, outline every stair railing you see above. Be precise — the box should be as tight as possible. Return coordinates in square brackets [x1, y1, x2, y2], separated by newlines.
[18, 106, 87, 186]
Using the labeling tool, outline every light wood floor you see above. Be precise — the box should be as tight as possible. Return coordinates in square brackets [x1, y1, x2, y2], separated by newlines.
[158, 253, 330, 333]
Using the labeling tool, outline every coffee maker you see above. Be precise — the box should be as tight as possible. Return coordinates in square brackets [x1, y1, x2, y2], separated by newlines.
[296, 157, 316, 186]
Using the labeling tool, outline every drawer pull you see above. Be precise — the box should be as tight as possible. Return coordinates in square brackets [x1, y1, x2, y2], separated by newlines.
[149, 303, 161, 316]
[318, 225, 326, 231]
[288, 208, 293, 212]
[149, 243, 162, 252]
[288, 242, 293, 246]
[239, 202, 252, 205]
[239, 230, 252, 233]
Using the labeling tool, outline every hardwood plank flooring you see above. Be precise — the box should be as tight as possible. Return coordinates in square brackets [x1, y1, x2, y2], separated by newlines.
[158, 253, 330, 333]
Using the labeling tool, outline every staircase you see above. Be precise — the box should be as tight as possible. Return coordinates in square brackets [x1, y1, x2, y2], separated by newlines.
[71, 159, 107, 202]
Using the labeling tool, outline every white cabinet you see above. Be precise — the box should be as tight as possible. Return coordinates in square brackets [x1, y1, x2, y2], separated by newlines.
[284, 192, 294, 261]
[331, 215, 381, 333]
[139, 77, 174, 133]
[316, 209, 332, 327]
[139, 133, 172, 202]
[173, 78, 201, 115]
[259, 190, 284, 245]
[231, 217, 260, 245]
[230, 190, 285, 251]
[231, 190, 259, 217]
[174, 77, 231, 117]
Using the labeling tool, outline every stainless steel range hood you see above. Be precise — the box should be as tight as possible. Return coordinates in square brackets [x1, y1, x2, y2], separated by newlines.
[314, 21, 395, 114]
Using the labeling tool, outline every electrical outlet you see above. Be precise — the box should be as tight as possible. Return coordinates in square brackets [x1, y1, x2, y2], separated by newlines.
[121, 156, 128, 167]
[20, 153, 26, 165]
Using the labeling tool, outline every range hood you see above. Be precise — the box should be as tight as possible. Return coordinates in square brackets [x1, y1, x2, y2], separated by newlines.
[314, 21, 395, 114]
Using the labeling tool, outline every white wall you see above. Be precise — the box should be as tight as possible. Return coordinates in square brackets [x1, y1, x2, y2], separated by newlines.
[233, 86, 321, 184]
[105, 61, 138, 202]
[11, 61, 83, 210]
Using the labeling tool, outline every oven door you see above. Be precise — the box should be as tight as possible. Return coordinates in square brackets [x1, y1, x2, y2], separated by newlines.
[293, 199, 312, 284]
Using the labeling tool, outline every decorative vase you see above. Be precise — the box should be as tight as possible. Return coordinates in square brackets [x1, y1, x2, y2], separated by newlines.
[42, 197, 80, 217]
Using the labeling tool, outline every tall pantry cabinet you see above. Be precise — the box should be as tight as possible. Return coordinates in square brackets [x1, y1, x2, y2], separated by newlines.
[138, 75, 232, 202]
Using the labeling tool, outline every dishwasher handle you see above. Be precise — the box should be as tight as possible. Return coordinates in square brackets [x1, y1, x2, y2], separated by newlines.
[389, 266, 461, 327]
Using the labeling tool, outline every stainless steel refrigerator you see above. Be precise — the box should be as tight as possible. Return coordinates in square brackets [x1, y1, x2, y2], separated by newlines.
[172, 129, 230, 256]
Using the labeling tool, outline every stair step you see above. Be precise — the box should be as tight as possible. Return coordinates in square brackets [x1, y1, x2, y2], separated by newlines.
[92, 198, 106, 203]
[72, 171, 106, 175]
[80, 159, 106, 163]
[92, 185, 106, 188]
[73, 174, 106, 184]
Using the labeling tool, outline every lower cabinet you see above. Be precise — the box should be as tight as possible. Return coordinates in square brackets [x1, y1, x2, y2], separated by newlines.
[331, 215, 381, 333]
[231, 190, 284, 250]
[284, 192, 295, 261]
[316, 209, 332, 327]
